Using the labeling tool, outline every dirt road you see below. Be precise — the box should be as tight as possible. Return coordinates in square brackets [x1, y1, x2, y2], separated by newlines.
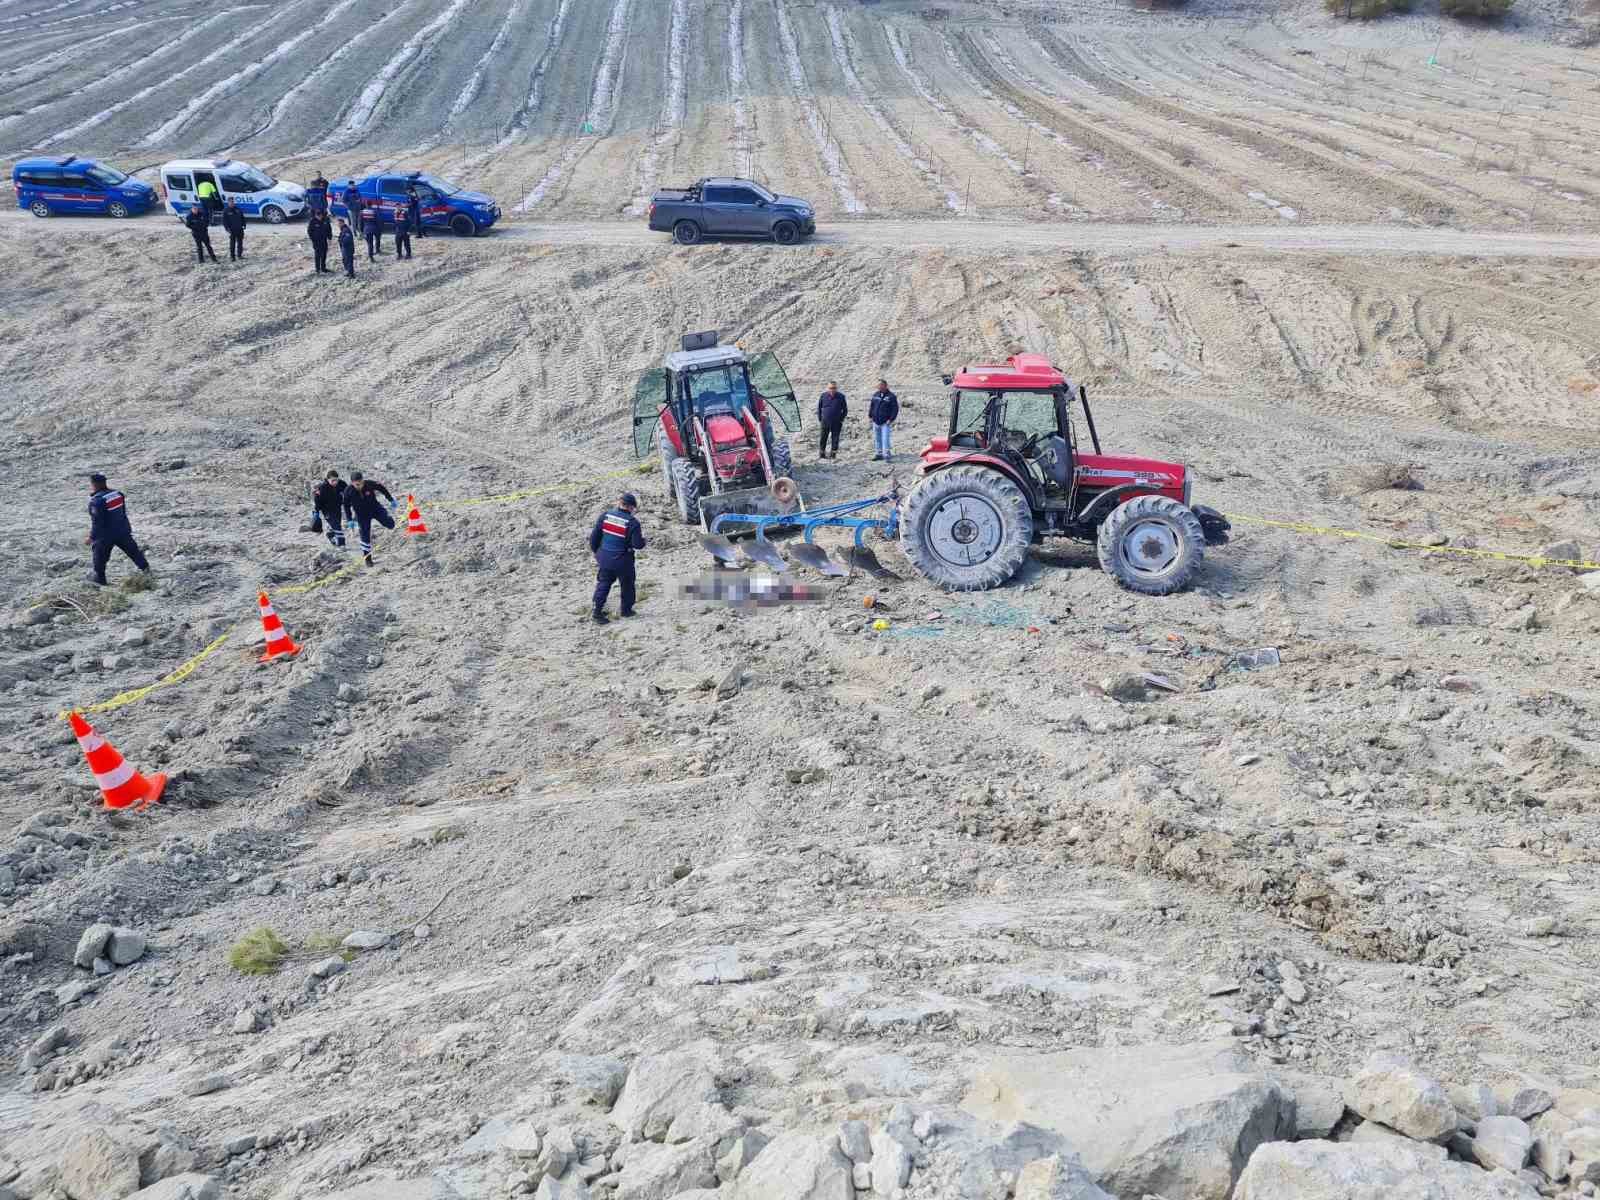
[6, 210, 1600, 258]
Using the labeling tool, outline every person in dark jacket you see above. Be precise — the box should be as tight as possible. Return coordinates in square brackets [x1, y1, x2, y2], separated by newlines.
[85, 473, 151, 585]
[184, 205, 218, 264]
[588, 493, 645, 624]
[868, 378, 899, 463]
[392, 205, 413, 260]
[816, 381, 848, 459]
[308, 212, 333, 273]
[406, 184, 425, 239]
[345, 471, 396, 565]
[363, 202, 384, 259]
[337, 218, 356, 278]
[342, 182, 361, 221]
[311, 470, 348, 548]
[221, 199, 246, 261]
[306, 171, 329, 217]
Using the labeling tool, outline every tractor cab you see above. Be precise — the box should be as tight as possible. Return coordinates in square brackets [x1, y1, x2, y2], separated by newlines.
[631, 331, 803, 529]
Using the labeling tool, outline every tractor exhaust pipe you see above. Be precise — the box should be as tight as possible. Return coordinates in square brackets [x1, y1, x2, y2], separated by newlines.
[1079, 384, 1103, 456]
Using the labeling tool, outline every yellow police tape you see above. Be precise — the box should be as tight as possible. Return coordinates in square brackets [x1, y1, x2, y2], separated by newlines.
[62, 466, 647, 719]
[1224, 512, 1600, 571]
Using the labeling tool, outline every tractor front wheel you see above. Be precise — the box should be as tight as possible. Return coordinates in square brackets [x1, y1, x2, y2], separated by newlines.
[901, 465, 1033, 591]
[670, 456, 703, 526]
[769, 435, 793, 481]
[1096, 495, 1205, 595]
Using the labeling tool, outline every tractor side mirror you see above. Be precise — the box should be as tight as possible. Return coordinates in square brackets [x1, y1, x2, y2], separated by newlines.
[940, 373, 953, 386]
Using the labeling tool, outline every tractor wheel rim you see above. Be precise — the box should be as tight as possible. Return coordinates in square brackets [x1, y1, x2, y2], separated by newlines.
[1122, 518, 1179, 575]
[927, 494, 1003, 567]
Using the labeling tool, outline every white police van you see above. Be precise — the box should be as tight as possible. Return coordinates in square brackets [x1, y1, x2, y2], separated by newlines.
[159, 158, 306, 223]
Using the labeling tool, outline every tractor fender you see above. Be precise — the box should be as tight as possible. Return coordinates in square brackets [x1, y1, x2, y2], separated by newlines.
[1074, 484, 1143, 528]
[920, 453, 1031, 496]
[660, 408, 688, 458]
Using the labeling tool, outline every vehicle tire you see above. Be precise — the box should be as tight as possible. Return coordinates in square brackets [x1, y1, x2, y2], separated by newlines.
[29, 200, 50, 218]
[670, 456, 703, 526]
[901, 465, 1033, 591]
[769, 435, 793, 480]
[1095, 494, 1205, 596]
[259, 205, 285, 224]
[772, 220, 798, 245]
[450, 214, 477, 238]
[107, 201, 130, 219]
[658, 428, 678, 501]
[672, 220, 702, 246]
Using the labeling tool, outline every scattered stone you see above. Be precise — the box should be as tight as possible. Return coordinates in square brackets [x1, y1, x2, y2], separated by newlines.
[549, 1054, 628, 1108]
[1103, 674, 1148, 702]
[1202, 976, 1241, 997]
[0, 865, 14, 896]
[1271, 1072, 1347, 1139]
[1538, 539, 1583, 564]
[184, 1073, 231, 1097]
[1499, 1087, 1555, 1121]
[728, 1132, 852, 1200]
[533, 1176, 591, 1200]
[1013, 1153, 1113, 1200]
[21, 1024, 69, 1069]
[308, 957, 346, 980]
[1350, 1053, 1457, 1141]
[681, 948, 748, 986]
[535, 1126, 577, 1182]
[74, 923, 113, 968]
[836, 1121, 871, 1165]
[1473, 1115, 1534, 1173]
[716, 664, 744, 700]
[126, 1174, 223, 1200]
[59, 1127, 141, 1200]
[107, 927, 147, 966]
[609, 1044, 720, 1142]
[965, 1041, 1292, 1199]
[1450, 1083, 1499, 1123]
[1578, 570, 1600, 592]
[233, 1008, 261, 1034]
[1531, 1115, 1571, 1182]
[921, 683, 944, 703]
[869, 1128, 915, 1194]
[1564, 1127, 1600, 1184]
[716, 1131, 769, 1184]
[1235, 753, 1261, 767]
[501, 1123, 541, 1160]
[1281, 978, 1308, 1004]
[341, 930, 389, 951]
[664, 1101, 741, 1147]
[223, 1132, 258, 1157]
[120, 628, 148, 647]
[1234, 1139, 1542, 1199]
[414, 924, 432, 940]
[337, 683, 360, 702]
[93, 956, 113, 977]
[1500, 605, 1538, 632]
[1440, 675, 1476, 692]
[251, 877, 279, 897]
[56, 979, 100, 1006]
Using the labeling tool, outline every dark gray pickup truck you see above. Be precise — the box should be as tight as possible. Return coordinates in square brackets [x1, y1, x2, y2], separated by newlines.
[647, 177, 816, 245]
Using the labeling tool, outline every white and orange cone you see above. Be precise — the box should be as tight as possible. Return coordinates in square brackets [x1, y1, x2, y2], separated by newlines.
[404, 494, 428, 536]
[257, 590, 302, 663]
[70, 712, 166, 811]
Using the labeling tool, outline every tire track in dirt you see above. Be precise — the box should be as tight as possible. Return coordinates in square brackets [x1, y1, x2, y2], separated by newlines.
[951, 28, 1231, 221]
[628, 0, 687, 216]
[824, 5, 955, 212]
[324, 0, 476, 149]
[0, 16, 187, 113]
[727, 0, 752, 179]
[771, 0, 860, 213]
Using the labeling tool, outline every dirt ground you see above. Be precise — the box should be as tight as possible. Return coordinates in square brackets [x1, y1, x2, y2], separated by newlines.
[2, 1, 1600, 1198]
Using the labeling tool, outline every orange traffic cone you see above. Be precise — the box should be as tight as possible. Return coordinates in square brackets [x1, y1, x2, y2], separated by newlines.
[404, 494, 428, 536]
[70, 712, 165, 811]
[257, 591, 302, 663]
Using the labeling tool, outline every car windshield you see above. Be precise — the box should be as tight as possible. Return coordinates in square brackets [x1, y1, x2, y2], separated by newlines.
[417, 174, 459, 197]
[687, 366, 752, 415]
[85, 164, 127, 186]
[954, 389, 1058, 438]
[747, 181, 775, 203]
[238, 167, 274, 191]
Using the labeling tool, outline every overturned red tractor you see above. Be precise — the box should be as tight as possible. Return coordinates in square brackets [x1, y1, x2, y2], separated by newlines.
[902, 354, 1230, 593]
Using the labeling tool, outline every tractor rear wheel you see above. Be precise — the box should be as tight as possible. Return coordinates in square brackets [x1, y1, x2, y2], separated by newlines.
[769, 435, 793, 480]
[670, 456, 703, 525]
[1096, 494, 1205, 595]
[901, 465, 1033, 591]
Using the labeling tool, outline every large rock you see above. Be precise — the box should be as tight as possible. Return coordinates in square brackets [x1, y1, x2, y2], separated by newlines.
[609, 1045, 720, 1142]
[60, 1127, 142, 1200]
[614, 1140, 716, 1200]
[1473, 1116, 1533, 1173]
[533, 1177, 591, 1200]
[1014, 1153, 1113, 1200]
[1568, 1126, 1600, 1185]
[1351, 1122, 1446, 1161]
[549, 1053, 629, 1108]
[728, 1132, 852, 1200]
[958, 1123, 1110, 1200]
[74, 924, 113, 968]
[869, 1127, 914, 1194]
[127, 1175, 223, 1200]
[963, 1040, 1293, 1200]
[1350, 1054, 1457, 1141]
[1530, 1112, 1572, 1181]
[1273, 1071, 1347, 1138]
[1234, 1139, 1539, 1199]
[107, 928, 147, 966]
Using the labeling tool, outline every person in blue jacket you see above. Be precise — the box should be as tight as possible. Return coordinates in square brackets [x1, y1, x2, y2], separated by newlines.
[85, 473, 151, 585]
[306, 171, 329, 217]
[868, 378, 899, 463]
[817, 381, 848, 459]
[588, 493, 645, 625]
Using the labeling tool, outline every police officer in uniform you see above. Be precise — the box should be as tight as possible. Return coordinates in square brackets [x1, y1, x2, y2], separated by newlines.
[587, 493, 645, 625]
[85, 473, 151, 585]
[311, 470, 348, 548]
[406, 183, 425, 239]
[336, 218, 356, 278]
[392, 203, 413, 260]
[345, 470, 396, 565]
[363, 201, 384, 259]
[196, 177, 220, 222]
[184, 204, 218, 264]
[342, 181, 361, 222]
[222, 198, 246, 260]
[306, 171, 329, 217]
[307, 210, 333, 273]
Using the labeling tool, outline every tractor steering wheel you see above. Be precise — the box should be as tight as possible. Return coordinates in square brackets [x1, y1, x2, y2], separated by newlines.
[1019, 432, 1043, 457]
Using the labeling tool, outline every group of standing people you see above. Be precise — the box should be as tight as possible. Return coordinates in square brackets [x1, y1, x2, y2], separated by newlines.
[816, 379, 900, 463]
[183, 170, 425, 278]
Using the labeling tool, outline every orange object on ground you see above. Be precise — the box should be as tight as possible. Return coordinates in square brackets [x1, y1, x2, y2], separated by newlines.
[404, 495, 428, 536]
[257, 591, 302, 662]
[70, 711, 166, 810]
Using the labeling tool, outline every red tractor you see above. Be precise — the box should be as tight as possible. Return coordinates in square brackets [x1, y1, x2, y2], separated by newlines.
[901, 353, 1229, 593]
[631, 331, 803, 529]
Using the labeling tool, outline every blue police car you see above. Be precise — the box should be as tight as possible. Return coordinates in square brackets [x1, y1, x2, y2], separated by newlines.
[329, 171, 501, 237]
[12, 155, 158, 219]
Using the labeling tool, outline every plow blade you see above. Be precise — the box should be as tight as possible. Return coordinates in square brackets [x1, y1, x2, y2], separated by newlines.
[741, 538, 788, 572]
[843, 544, 900, 580]
[789, 542, 847, 577]
[698, 533, 741, 565]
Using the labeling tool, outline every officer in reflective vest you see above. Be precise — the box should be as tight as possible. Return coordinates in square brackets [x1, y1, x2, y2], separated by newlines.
[587, 493, 645, 625]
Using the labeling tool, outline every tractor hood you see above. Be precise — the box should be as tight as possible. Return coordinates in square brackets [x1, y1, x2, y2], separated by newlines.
[1076, 452, 1186, 498]
[705, 413, 748, 445]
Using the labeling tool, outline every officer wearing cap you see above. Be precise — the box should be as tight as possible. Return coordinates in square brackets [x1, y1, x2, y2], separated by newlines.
[588, 493, 645, 625]
[85, 473, 151, 586]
